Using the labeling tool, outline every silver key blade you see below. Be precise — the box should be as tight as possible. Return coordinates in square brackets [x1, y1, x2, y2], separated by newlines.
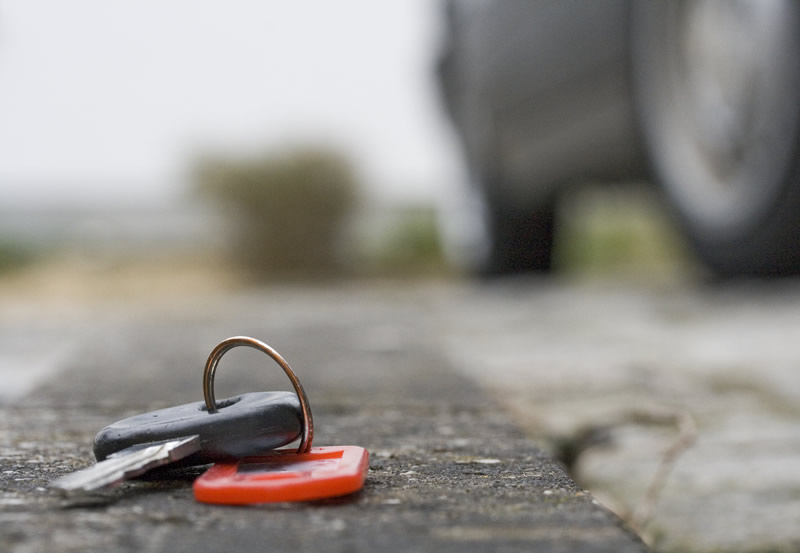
[50, 435, 200, 493]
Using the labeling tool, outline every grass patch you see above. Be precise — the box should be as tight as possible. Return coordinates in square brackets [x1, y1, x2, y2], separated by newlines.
[358, 205, 450, 278]
[554, 185, 695, 279]
[371, 208, 446, 276]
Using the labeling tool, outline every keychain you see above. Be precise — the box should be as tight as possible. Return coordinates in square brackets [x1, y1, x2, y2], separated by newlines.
[193, 336, 369, 505]
[52, 336, 369, 504]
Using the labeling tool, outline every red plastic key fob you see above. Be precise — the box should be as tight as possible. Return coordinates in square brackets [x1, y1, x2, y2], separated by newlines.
[193, 445, 369, 504]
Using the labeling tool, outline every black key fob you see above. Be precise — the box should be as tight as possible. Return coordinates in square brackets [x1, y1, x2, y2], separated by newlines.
[93, 391, 302, 466]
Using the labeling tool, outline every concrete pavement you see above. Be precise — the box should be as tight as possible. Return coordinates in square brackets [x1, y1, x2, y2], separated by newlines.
[436, 279, 800, 551]
[5, 277, 800, 552]
[0, 285, 645, 553]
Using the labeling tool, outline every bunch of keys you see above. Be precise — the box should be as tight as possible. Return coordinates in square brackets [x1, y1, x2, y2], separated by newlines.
[51, 336, 369, 505]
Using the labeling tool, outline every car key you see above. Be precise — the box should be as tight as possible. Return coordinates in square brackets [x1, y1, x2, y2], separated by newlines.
[51, 436, 201, 493]
[53, 391, 302, 493]
[50, 336, 312, 493]
[93, 390, 303, 466]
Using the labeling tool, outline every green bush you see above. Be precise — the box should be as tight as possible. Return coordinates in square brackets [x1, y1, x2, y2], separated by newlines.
[0, 240, 37, 274]
[194, 148, 359, 280]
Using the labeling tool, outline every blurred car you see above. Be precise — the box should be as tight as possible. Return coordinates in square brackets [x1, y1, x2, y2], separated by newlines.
[437, 0, 800, 277]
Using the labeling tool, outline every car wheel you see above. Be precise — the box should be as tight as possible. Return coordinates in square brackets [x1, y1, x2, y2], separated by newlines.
[438, 167, 557, 277]
[632, 0, 800, 276]
[480, 187, 557, 276]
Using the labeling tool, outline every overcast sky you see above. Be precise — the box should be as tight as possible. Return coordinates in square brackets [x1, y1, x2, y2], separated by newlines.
[0, 1, 462, 208]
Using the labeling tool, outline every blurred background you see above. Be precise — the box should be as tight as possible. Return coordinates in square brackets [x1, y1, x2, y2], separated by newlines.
[0, 0, 699, 299]
[3, 1, 800, 551]
[0, 0, 462, 291]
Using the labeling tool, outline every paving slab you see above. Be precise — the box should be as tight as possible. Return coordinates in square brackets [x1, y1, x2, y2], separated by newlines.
[0, 287, 645, 553]
[437, 279, 800, 552]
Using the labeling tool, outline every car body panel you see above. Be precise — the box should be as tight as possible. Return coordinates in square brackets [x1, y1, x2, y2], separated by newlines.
[439, 0, 646, 208]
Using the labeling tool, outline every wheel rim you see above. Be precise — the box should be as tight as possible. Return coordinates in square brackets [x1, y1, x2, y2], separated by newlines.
[638, 0, 800, 237]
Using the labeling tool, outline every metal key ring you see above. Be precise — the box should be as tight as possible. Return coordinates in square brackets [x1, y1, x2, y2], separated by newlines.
[203, 336, 313, 454]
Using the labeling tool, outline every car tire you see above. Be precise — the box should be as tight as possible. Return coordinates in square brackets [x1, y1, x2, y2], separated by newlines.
[438, 166, 557, 277]
[479, 189, 557, 276]
[632, 0, 800, 276]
